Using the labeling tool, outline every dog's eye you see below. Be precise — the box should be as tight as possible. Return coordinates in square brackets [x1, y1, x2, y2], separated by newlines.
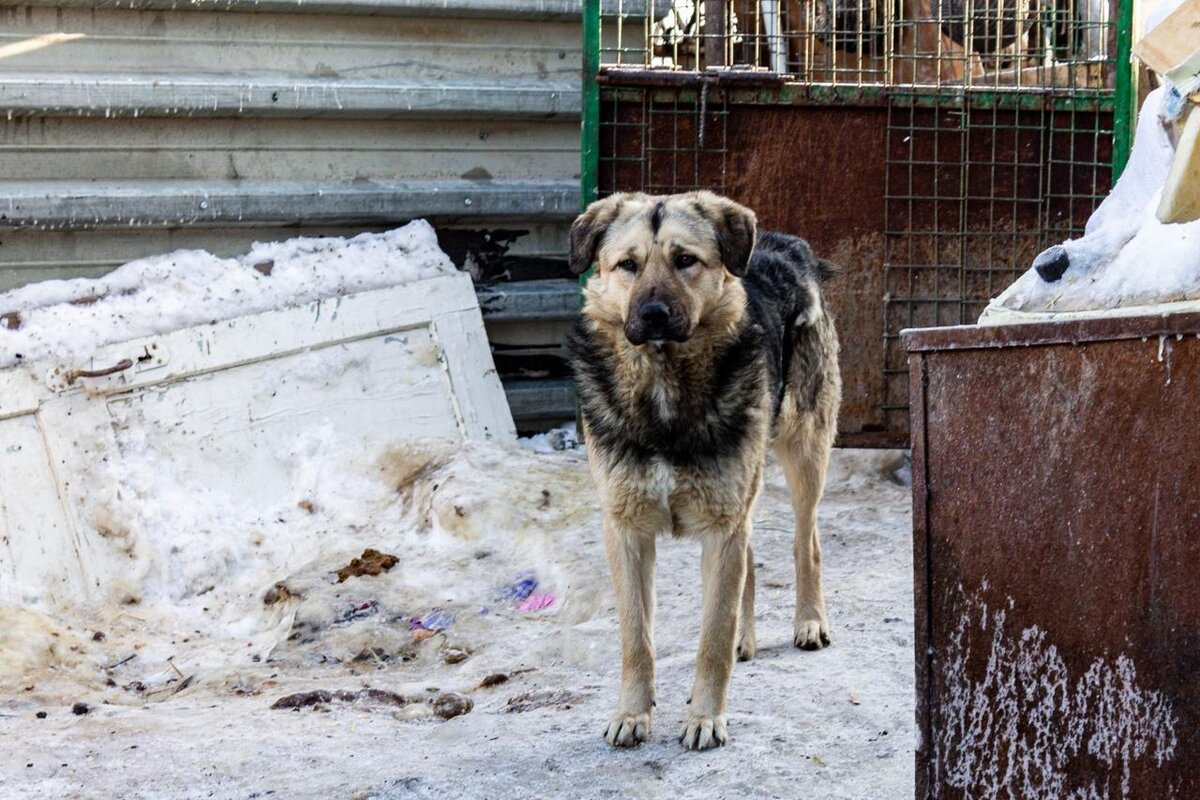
[675, 253, 698, 269]
[616, 258, 637, 272]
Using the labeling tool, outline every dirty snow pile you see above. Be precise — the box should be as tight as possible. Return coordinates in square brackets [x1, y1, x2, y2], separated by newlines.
[987, 87, 1200, 316]
[0, 435, 916, 799]
[0, 220, 455, 369]
[984, 0, 1200, 318]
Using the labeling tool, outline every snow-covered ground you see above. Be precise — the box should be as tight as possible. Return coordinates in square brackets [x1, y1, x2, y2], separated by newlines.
[0, 440, 915, 799]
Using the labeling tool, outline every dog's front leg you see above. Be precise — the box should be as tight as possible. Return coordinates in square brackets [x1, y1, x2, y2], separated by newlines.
[681, 526, 748, 750]
[603, 516, 657, 747]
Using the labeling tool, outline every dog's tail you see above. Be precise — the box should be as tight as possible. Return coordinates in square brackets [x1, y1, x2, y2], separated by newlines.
[815, 257, 838, 284]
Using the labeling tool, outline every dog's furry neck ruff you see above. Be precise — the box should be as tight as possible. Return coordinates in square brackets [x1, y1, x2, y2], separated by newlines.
[569, 281, 770, 468]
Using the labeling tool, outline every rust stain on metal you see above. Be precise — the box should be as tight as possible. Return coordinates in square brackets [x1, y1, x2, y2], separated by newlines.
[725, 106, 891, 445]
[906, 315, 1198, 798]
[65, 358, 133, 384]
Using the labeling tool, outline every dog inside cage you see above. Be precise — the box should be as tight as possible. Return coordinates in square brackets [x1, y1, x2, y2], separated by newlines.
[621, 0, 1113, 87]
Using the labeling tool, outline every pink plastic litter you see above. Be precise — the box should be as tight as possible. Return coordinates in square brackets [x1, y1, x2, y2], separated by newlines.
[518, 593, 555, 612]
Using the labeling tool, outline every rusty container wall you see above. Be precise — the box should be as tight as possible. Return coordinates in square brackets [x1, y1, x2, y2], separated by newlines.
[905, 314, 1200, 799]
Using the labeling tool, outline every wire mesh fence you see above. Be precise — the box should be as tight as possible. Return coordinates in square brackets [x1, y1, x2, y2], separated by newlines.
[602, 0, 1117, 89]
[592, 0, 1127, 443]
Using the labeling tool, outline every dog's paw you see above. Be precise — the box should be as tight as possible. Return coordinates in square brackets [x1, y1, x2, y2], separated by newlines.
[604, 711, 652, 747]
[736, 628, 756, 662]
[679, 713, 728, 750]
[793, 617, 831, 650]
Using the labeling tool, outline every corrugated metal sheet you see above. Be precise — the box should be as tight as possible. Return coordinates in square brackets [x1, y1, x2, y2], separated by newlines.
[0, 0, 599, 426]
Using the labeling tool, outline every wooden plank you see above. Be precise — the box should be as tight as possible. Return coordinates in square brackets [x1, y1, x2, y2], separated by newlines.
[1, 270, 515, 606]
[0, 414, 82, 607]
[0, 0, 663, 19]
[48, 274, 481, 396]
[105, 328, 467, 508]
[0, 366, 48, 420]
[0, 74, 581, 120]
[431, 305, 517, 441]
[476, 279, 580, 321]
[0, 8, 579, 82]
[35, 394, 130, 604]
[503, 377, 575, 424]
[0, 179, 580, 229]
[1133, 0, 1200, 76]
[0, 222, 570, 292]
[0, 117, 579, 183]
[1158, 105, 1200, 223]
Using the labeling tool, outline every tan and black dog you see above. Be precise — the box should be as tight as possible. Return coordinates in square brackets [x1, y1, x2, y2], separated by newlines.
[567, 191, 841, 750]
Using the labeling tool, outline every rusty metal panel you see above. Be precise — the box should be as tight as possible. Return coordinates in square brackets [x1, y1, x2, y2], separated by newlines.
[726, 105, 891, 445]
[906, 313, 1200, 798]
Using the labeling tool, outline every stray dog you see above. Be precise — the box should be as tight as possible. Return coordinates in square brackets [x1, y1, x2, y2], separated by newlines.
[567, 191, 840, 750]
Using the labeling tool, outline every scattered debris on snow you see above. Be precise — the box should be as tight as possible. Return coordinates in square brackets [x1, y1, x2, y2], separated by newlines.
[518, 422, 582, 453]
[337, 549, 402, 584]
[0, 443, 916, 799]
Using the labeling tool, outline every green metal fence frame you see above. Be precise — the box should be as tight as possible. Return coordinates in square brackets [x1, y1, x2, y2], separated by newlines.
[1113, 0, 1135, 179]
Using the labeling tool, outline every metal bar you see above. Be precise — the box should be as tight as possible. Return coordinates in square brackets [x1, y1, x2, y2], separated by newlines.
[0, 179, 580, 229]
[602, 82, 1115, 111]
[598, 67, 786, 88]
[702, 0, 724, 70]
[903, 311, 1200, 352]
[1111, 0, 1134, 179]
[503, 378, 577, 423]
[581, 0, 601, 296]
[0, 74, 580, 120]
[0, 0, 661, 19]
[476, 279, 581, 321]
[583, 0, 602, 211]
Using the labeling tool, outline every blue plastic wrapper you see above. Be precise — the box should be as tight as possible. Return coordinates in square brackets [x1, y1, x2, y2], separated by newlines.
[410, 608, 455, 632]
[497, 571, 538, 602]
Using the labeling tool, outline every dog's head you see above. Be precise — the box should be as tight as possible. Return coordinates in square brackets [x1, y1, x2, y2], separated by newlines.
[569, 191, 757, 346]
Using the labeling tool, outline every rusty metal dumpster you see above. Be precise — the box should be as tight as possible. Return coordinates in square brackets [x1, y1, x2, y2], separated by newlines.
[905, 313, 1198, 799]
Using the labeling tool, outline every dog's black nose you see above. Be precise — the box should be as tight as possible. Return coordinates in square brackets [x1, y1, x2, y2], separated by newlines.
[639, 301, 670, 328]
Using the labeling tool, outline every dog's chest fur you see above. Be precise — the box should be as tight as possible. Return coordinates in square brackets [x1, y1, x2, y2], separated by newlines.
[569, 313, 771, 473]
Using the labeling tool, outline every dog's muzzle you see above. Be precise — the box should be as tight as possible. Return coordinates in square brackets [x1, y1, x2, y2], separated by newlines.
[625, 300, 690, 345]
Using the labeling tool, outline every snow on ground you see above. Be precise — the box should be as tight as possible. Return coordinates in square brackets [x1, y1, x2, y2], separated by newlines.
[0, 220, 454, 370]
[0, 438, 914, 800]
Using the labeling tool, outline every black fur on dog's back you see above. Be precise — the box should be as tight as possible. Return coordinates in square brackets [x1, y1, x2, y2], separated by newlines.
[742, 230, 835, 421]
[569, 229, 835, 470]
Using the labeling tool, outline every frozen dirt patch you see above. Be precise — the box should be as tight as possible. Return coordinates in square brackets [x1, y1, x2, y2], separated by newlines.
[0, 444, 914, 800]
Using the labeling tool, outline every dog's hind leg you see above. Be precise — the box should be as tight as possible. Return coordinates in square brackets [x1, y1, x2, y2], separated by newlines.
[776, 414, 835, 650]
[682, 524, 749, 750]
[736, 542, 757, 662]
[603, 517, 657, 747]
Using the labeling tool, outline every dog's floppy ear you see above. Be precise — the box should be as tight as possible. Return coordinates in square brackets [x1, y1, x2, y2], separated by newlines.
[568, 194, 627, 275]
[698, 193, 757, 277]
